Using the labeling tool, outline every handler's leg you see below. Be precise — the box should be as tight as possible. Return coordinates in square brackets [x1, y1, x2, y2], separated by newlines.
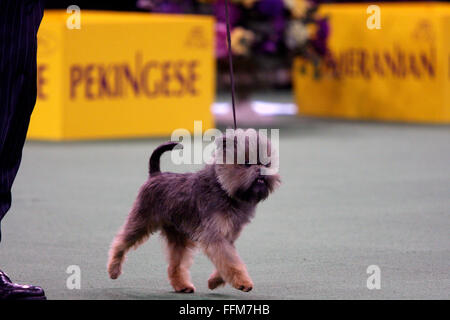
[0, 0, 46, 300]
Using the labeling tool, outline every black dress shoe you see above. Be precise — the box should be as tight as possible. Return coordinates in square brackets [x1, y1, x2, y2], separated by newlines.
[0, 270, 46, 300]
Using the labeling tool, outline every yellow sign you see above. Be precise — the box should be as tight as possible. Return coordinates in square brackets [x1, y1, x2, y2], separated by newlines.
[29, 11, 215, 140]
[293, 3, 450, 123]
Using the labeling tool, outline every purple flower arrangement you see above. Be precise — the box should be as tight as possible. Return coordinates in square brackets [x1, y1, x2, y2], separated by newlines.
[139, 0, 329, 87]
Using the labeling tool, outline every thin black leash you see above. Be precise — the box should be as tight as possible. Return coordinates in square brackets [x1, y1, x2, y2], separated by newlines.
[224, 0, 237, 130]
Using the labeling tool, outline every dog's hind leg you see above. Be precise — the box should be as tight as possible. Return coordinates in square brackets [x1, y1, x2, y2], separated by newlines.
[163, 226, 196, 293]
[208, 269, 225, 290]
[107, 207, 154, 280]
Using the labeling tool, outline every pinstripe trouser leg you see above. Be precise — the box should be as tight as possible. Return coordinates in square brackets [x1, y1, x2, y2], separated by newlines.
[0, 0, 44, 242]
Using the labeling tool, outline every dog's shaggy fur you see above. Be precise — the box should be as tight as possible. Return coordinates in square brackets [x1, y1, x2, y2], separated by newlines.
[107, 129, 280, 293]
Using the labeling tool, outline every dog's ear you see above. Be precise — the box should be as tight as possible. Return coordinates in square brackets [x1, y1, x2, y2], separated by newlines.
[219, 135, 228, 151]
[215, 135, 237, 150]
[216, 134, 237, 149]
[215, 133, 238, 164]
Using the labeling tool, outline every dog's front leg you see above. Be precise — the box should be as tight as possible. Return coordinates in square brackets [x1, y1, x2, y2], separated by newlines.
[203, 240, 253, 292]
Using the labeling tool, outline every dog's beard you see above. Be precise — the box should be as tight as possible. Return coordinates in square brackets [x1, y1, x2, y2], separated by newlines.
[234, 175, 271, 202]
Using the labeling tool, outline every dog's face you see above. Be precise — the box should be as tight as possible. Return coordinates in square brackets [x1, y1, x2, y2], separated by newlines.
[213, 129, 281, 203]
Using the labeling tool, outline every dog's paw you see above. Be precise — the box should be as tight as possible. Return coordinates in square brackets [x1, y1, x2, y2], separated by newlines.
[107, 264, 122, 280]
[232, 279, 253, 292]
[208, 276, 225, 290]
[174, 284, 196, 293]
[237, 284, 253, 292]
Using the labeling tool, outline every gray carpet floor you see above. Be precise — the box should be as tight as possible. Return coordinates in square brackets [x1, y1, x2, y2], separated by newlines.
[0, 117, 449, 299]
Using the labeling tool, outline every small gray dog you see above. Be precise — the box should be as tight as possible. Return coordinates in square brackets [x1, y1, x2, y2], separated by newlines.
[107, 129, 280, 293]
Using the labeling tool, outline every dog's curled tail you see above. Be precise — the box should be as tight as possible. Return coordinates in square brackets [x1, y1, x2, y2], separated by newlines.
[149, 141, 181, 175]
